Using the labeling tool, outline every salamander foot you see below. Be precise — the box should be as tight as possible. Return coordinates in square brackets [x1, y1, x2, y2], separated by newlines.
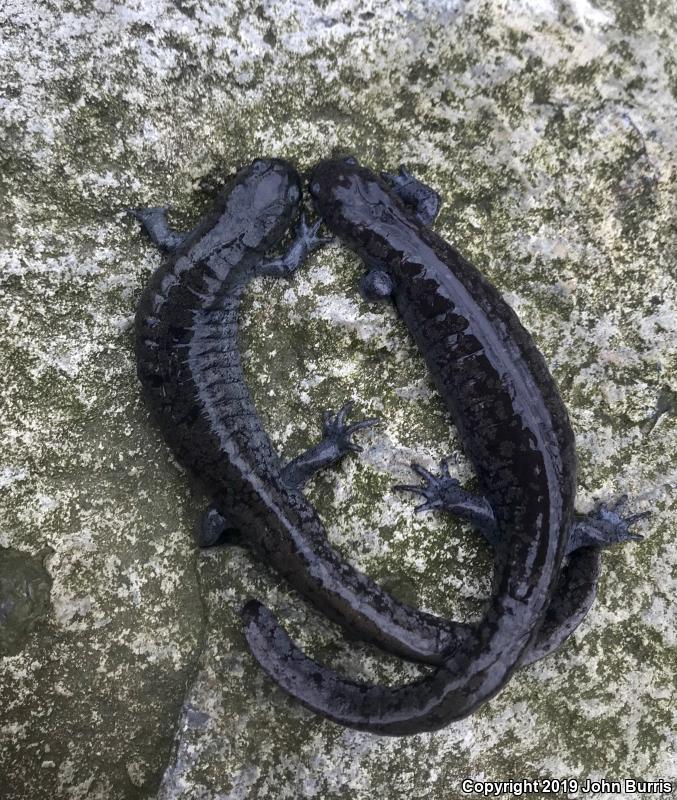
[394, 459, 498, 545]
[360, 269, 393, 302]
[568, 495, 649, 552]
[394, 460, 464, 512]
[196, 504, 240, 548]
[322, 401, 379, 455]
[281, 401, 379, 490]
[258, 213, 334, 278]
[381, 165, 441, 226]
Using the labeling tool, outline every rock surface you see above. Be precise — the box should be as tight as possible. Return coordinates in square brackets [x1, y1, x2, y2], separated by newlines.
[1, 1, 675, 798]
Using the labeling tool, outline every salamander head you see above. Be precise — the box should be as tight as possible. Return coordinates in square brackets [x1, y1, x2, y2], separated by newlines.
[308, 156, 364, 217]
[308, 156, 393, 249]
[229, 158, 302, 250]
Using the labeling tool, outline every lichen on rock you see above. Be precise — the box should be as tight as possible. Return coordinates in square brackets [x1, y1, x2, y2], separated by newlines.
[1, 0, 675, 798]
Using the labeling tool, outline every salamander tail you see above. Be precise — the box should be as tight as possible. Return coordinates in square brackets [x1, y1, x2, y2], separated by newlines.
[241, 598, 527, 736]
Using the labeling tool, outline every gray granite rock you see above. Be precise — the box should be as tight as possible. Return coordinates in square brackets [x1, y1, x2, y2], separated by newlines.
[1, 0, 675, 798]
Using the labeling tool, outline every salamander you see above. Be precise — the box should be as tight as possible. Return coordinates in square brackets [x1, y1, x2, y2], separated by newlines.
[133, 158, 475, 666]
[240, 157, 646, 735]
[131, 158, 644, 732]
[132, 160, 481, 662]
[134, 158, 423, 623]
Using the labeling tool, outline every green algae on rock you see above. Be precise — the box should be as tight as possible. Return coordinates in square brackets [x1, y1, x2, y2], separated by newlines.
[1, 0, 676, 797]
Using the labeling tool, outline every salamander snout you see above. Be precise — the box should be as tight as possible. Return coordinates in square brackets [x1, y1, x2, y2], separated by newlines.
[233, 158, 303, 249]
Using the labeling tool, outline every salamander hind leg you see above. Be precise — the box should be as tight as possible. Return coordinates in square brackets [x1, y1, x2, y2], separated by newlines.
[281, 401, 379, 490]
[128, 206, 187, 252]
[394, 459, 499, 547]
[360, 268, 394, 302]
[396, 464, 648, 558]
[257, 213, 334, 279]
[567, 495, 649, 555]
[381, 165, 441, 226]
[196, 504, 243, 548]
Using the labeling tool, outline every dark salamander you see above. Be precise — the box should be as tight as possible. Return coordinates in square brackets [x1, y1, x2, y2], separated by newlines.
[241, 157, 646, 735]
[132, 157, 637, 675]
[133, 159, 480, 665]
[132, 158, 645, 734]
[132, 160, 489, 662]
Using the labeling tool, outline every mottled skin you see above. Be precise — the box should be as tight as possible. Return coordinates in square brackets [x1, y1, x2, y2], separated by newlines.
[241, 158, 643, 735]
[133, 160, 487, 667]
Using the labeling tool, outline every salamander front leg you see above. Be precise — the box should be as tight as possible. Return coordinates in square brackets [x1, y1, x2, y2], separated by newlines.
[282, 401, 379, 490]
[197, 404, 378, 549]
[128, 206, 188, 252]
[396, 462, 648, 556]
[257, 213, 333, 279]
[381, 165, 441, 226]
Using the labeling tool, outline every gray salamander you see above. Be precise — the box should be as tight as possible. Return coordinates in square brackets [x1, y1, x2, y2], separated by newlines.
[241, 157, 646, 735]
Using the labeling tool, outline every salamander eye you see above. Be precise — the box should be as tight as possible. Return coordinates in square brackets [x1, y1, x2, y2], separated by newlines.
[251, 159, 269, 174]
[343, 156, 358, 165]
